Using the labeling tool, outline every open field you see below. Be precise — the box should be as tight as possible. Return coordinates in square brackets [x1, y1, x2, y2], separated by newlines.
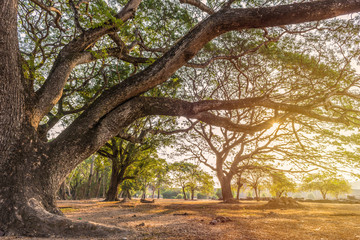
[52, 199, 360, 240]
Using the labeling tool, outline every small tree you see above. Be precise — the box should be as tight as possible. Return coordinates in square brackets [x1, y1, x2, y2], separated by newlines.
[244, 168, 269, 201]
[269, 172, 297, 198]
[169, 162, 214, 200]
[329, 178, 352, 200]
[301, 173, 351, 200]
[170, 162, 193, 200]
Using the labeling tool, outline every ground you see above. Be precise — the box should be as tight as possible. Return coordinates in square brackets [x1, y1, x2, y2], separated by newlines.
[3, 199, 360, 239]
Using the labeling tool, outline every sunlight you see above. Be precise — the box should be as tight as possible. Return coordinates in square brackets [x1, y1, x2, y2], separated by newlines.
[269, 122, 280, 132]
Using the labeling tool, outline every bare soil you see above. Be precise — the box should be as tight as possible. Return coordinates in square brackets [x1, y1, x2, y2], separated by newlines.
[4, 199, 360, 239]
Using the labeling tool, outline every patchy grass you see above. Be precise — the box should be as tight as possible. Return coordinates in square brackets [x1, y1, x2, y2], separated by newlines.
[55, 199, 360, 239]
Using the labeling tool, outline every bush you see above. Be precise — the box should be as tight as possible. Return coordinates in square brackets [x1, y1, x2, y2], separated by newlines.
[162, 189, 180, 199]
[176, 194, 184, 199]
[215, 189, 222, 200]
[197, 192, 208, 199]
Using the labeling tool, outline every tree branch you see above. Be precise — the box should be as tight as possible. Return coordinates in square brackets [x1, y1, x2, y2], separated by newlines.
[179, 0, 215, 15]
[29, 0, 64, 31]
[32, 0, 142, 127]
[46, 0, 360, 178]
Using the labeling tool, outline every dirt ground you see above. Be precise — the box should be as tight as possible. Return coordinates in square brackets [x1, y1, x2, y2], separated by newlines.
[51, 198, 360, 240]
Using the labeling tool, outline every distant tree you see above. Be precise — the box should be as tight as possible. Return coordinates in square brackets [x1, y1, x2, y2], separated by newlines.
[244, 168, 269, 201]
[135, 155, 162, 200]
[170, 162, 193, 200]
[151, 159, 170, 199]
[232, 170, 247, 200]
[162, 189, 181, 199]
[169, 161, 214, 200]
[187, 167, 214, 200]
[269, 172, 297, 198]
[329, 178, 352, 200]
[63, 155, 111, 200]
[97, 136, 155, 201]
[301, 173, 351, 200]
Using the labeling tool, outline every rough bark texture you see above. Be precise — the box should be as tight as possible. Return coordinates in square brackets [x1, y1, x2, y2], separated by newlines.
[218, 174, 234, 202]
[105, 162, 124, 201]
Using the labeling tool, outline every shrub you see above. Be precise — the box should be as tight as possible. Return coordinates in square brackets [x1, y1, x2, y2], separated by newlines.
[162, 189, 180, 199]
[176, 194, 184, 199]
[197, 192, 208, 199]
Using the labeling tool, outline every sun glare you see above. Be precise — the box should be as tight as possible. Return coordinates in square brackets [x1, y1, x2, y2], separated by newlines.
[269, 122, 280, 132]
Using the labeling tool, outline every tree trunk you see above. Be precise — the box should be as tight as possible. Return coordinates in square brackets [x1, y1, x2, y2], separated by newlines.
[191, 189, 195, 200]
[321, 190, 327, 200]
[254, 187, 260, 201]
[219, 175, 234, 202]
[85, 156, 95, 199]
[182, 186, 187, 200]
[58, 181, 67, 200]
[157, 188, 160, 199]
[105, 164, 121, 201]
[102, 170, 107, 198]
[95, 173, 103, 198]
[236, 183, 243, 200]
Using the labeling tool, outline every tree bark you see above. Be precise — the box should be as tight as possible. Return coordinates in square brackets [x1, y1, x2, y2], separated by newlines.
[182, 186, 187, 200]
[95, 172, 103, 198]
[85, 156, 95, 199]
[236, 183, 243, 200]
[59, 181, 67, 200]
[254, 187, 260, 201]
[105, 163, 124, 201]
[219, 176, 234, 202]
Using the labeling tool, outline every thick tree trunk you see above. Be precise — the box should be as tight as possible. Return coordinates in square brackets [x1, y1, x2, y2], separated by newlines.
[105, 164, 122, 201]
[218, 173, 234, 202]
[157, 188, 160, 199]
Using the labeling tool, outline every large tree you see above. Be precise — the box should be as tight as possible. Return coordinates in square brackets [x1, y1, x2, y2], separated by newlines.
[1, 0, 360, 237]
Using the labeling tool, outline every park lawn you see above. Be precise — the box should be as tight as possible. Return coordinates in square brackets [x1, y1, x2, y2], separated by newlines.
[53, 199, 360, 240]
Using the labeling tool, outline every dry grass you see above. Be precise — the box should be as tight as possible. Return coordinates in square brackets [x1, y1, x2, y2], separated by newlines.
[56, 199, 360, 240]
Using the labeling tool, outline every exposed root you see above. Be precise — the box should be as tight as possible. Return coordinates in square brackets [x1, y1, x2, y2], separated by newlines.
[3, 198, 129, 238]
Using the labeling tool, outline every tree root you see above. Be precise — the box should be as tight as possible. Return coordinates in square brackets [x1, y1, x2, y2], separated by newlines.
[3, 198, 129, 238]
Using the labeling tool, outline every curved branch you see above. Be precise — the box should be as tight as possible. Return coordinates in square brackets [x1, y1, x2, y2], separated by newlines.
[179, 0, 215, 15]
[32, 0, 142, 127]
[62, 0, 360, 141]
[46, 0, 360, 177]
[29, 0, 64, 31]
